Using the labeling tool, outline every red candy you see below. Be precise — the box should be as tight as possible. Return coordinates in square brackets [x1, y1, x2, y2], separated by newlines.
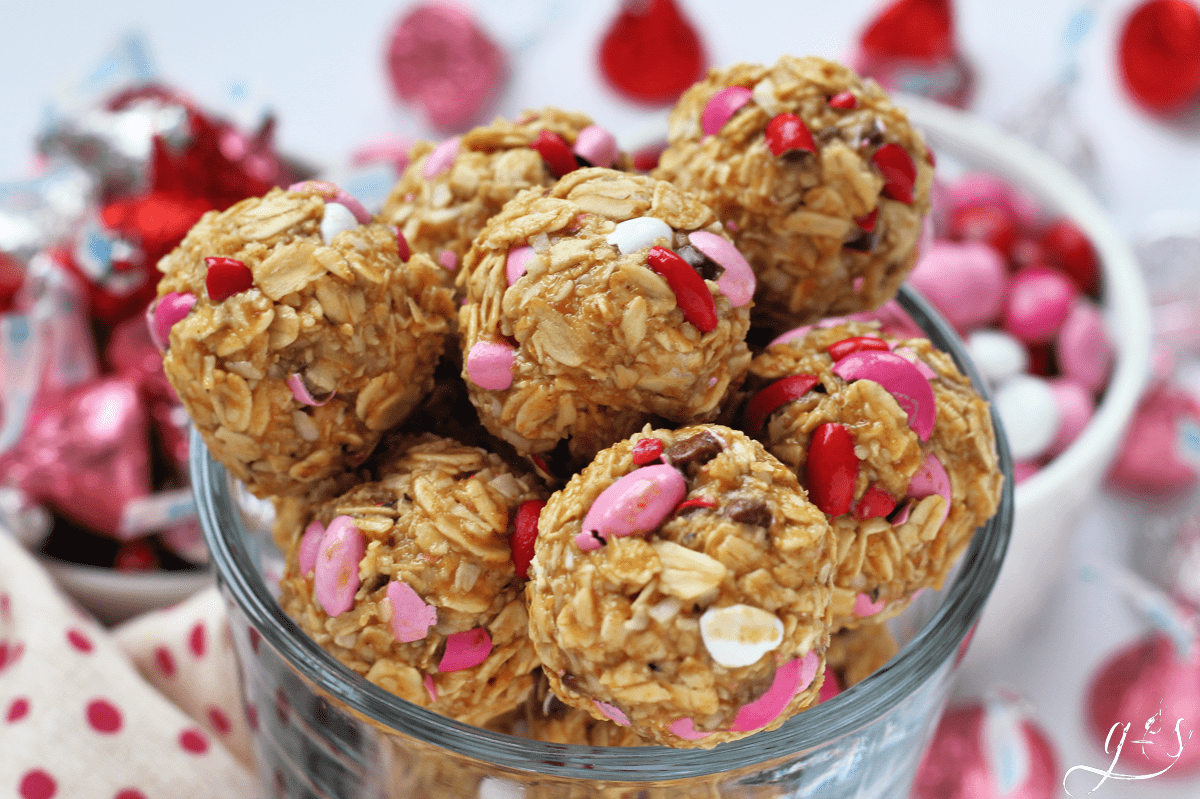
[764, 113, 816, 157]
[827, 335, 890, 362]
[631, 437, 664, 465]
[853, 484, 898, 521]
[204, 257, 253, 302]
[828, 91, 858, 109]
[744, 374, 820, 435]
[599, 0, 707, 106]
[0, 251, 23, 313]
[646, 246, 718, 333]
[860, 0, 955, 60]
[805, 422, 859, 517]
[509, 499, 545, 580]
[1040, 218, 1100, 293]
[674, 497, 718, 514]
[1002, 266, 1078, 345]
[533, 129, 579, 178]
[854, 208, 878, 233]
[1118, 0, 1200, 114]
[871, 143, 917, 204]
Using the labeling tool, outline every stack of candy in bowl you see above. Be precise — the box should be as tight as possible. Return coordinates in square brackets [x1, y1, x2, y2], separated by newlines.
[0, 58, 312, 621]
[168, 51, 1005, 767]
[909, 170, 1113, 482]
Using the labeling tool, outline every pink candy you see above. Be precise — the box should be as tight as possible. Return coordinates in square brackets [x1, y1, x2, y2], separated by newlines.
[1056, 299, 1112, 392]
[466, 340, 515, 390]
[1002, 266, 1078, 344]
[387, 580, 438, 643]
[687, 230, 755, 307]
[833, 350, 937, 441]
[286, 373, 334, 407]
[286, 180, 371, 224]
[572, 125, 618, 168]
[1046, 379, 1095, 457]
[908, 241, 1007, 332]
[439, 628, 492, 672]
[505, 245, 536, 286]
[818, 665, 841, 703]
[853, 592, 887, 617]
[298, 518, 326, 576]
[593, 700, 631, 726]
[576, 464, 686, 551]
[907, 453, 952, 528]
[730, 652, 819, 732]
[313, 515, 365, 617]
[147, 291, 196, 352]
[422, 136, 461, 179]
[701, 86, 753, 136]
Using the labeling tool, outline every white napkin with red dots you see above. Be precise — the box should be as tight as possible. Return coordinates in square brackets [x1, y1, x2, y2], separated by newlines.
[0, 530, 258, 799]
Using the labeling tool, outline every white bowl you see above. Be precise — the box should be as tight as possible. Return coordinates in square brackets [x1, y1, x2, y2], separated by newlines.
[898, 95, 1152, 686]
[39, 556, 213, 626]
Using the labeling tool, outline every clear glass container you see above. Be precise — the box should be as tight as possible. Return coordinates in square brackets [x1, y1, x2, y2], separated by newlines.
[194, 284, 1014, 799]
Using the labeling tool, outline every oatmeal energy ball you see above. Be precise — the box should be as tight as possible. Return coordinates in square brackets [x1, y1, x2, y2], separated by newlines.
[527, 424, 835, 748]
[278, 434, 547, 726]
[744, 321, 1003, 629]
[153, 181, 456, 499]
[654, 55, 933, 328]
[460, 167, 755, 468]
[379, 107, 627, 278]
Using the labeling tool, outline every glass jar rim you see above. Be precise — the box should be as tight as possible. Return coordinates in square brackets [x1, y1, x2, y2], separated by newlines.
[194, 284, 1014, 782]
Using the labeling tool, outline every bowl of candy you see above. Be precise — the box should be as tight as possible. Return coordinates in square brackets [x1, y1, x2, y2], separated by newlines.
[186, 55, 1015, 798]
[895, 95, 1152, 678]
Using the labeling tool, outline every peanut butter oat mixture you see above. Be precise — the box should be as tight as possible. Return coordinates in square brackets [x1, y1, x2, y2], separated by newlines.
[744, 321, 1002, 629]
[826, 621, 900, 689]
[156, 184, 455, 500]
[459, 168, 753, 469]
[379, 107, 629, 281]
[655, 55, 933, 328]
[277, 434, 546, 725]
[526, 424, 834, 747]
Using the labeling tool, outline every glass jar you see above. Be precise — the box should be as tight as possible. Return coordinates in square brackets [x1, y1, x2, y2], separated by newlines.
[194, 284, 1014, 799]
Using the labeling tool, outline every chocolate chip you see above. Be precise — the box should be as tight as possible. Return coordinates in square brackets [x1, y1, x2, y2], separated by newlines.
[676, 243, 725, 282]
[727, 498, 772, 528]
[664, 430, 724, 467]
[844, 229, 876, 252]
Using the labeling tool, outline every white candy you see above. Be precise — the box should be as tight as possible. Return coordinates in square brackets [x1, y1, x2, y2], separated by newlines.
[320, 202, 359, 245]
[606, 216, 673, 255]
[699, 604, 784, 668]
[993, 374, 1061, 461]
[967, 329, 1029, 389]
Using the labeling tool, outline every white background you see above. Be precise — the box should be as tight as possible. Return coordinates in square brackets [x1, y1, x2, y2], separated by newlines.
[3, 1, 1200, 796]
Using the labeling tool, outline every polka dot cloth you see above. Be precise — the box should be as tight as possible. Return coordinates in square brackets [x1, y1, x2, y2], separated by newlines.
[113, 587, 253, 768]
[0, 531, 256, 798]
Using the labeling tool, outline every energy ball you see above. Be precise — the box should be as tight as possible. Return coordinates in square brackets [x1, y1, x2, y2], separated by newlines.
[521, 671, 650, 747]
[154, 181, 455, 499]
[654, 55, 933, 328]
[277, 434, 547, 726]
[826, 620, 899, 690]
[742, 321, 1003, 629]
[379, 107, 628, 278]
[459, 168, 754, 469]
[526, 424, 835, 748]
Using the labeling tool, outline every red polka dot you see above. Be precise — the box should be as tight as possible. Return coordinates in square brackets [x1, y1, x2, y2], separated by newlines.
[207, 706, 231, 735]
[19, 770, 56, 799]
[114, 790, 146, 799]
[153, 646, 176, 678]
[7, 697, 30, 723]
[0, 593, 10, 619]
[0, 641, 26, 673]
[86, 698, 123, 734]
[179, 728, 209, 754]
[274, 687, 290, 725]
[188, 622, 206, 658]
[66, 628, 93, 653]
[244, 702, 259, 731]
[248, 627, 262, 655]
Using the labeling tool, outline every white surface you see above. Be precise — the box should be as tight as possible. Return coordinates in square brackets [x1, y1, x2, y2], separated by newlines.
[3, 1, 1200, 797]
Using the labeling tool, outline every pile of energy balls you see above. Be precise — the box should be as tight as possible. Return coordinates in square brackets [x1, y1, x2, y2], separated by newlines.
[151, 55, 1002, 748]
